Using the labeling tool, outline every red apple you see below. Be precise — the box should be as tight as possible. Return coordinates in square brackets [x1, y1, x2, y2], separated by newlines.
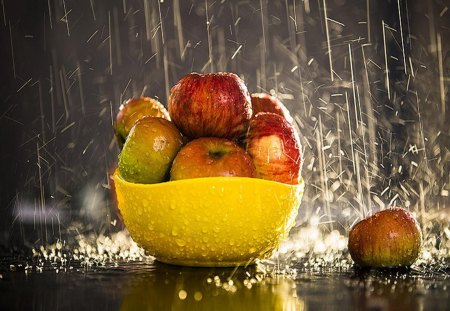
[245, 112, 302, 185]
[170, 137, 256, 180]
[251, 93, 293, 123]
[115, 97, 170, 147]
[348, 207, 422, 268]
[168, 72, 252, 139]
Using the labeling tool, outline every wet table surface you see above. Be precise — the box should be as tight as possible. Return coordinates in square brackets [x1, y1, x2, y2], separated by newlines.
[0, 256, 449, 311]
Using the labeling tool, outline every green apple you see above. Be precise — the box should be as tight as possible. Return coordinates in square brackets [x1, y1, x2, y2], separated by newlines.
[348, 207, 422, 268]
[118, 117, 183, 184]
[115, 97, 170, 148]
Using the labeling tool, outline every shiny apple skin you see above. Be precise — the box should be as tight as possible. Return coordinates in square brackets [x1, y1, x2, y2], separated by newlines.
[245, 112, 302, 185]
[115, 97, 170, 147]
[170, 137, 256, 180]
[348, 207, 422, 268]
[168, 72, 252, 140]
[118, 117, 183, 184]
[251, 93, 293, 124]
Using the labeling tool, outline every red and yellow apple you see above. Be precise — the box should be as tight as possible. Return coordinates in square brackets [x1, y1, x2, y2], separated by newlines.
[245, 112, 302, 185]
[251, 93, 293, 124]
[168, 72, 252, 139]
[118, 117, 183, 184]
[170, 137, 256, 180]
[348, 207, 422, 268]
[115, 97, 170, 147]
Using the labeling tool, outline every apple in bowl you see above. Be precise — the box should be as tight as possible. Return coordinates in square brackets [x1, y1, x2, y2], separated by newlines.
[168, 72, 252, 139]
[251, 93, 293, 124]
[246, 112, 303, 185]
[115, 97, 170, 148]
[170, 137, 256, 180]
[118, 116, 183, 184]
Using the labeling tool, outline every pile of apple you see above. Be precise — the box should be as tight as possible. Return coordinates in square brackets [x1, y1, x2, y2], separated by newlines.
[115, 72, 302, 185]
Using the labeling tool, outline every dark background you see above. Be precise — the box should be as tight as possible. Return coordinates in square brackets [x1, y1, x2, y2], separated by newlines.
[0, 0, 449, 252]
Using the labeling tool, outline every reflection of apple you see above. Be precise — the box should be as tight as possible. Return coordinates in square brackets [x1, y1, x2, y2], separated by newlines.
[350, 269, 424, 310]
[251, 93, 293, 123]
[348, 207, 422, 268]
[118, 117, 183, 184]
[115, 97, 170, 147]
[168, 72, 252, 139]
[245, 112, 302, 185]
[170, 137, 256, 180]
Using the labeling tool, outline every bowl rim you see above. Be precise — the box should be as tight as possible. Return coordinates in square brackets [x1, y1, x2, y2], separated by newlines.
[113, 169, 304, 190]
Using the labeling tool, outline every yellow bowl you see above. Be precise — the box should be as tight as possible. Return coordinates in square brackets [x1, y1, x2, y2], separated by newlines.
[113, 170, 304, 267]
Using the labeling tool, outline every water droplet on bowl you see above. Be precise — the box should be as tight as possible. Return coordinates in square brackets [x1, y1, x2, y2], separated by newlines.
[176, 239, 186, 247]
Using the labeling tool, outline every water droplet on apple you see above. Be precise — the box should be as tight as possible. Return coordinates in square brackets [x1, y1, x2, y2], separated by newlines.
[213, 226, 220, 233]
[171, 227, 179, 236]
[147, 224, 154, 231]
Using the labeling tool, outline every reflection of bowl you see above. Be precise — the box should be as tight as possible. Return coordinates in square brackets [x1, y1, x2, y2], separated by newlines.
[120, 263, 304, 310]
[113, 170, 304, 266]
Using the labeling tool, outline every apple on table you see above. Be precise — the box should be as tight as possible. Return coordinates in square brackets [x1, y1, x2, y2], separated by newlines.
[348, 207, 422, 268]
